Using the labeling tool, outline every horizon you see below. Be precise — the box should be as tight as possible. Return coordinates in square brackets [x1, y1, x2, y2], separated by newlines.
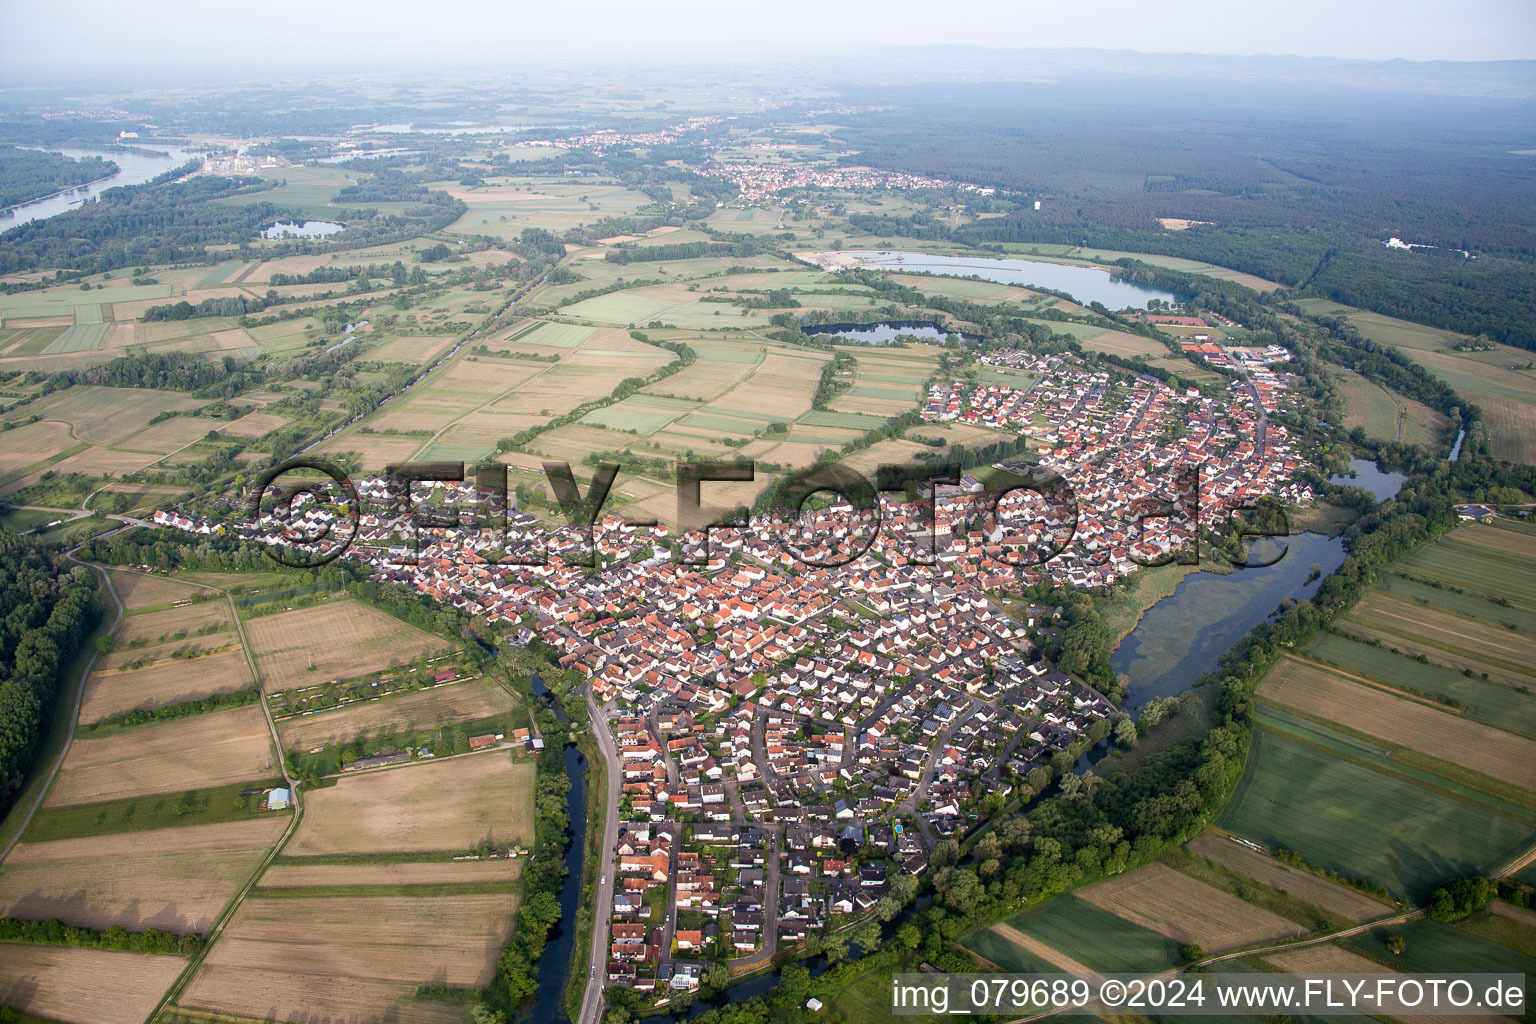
[2, 0, 1535, 77]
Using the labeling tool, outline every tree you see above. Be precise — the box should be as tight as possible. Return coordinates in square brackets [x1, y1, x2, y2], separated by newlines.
[1387, 935, 1407, 955]
[1179, 944, 1204, 963]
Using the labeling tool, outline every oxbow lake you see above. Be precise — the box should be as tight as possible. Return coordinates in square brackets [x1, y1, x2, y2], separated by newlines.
[1, 146, 195, 225]
[1329, 458, 1406, 502]
[1111, 531, 1347, 716]
[848, 251, 1181, 309]
[262, 220, 345, 239]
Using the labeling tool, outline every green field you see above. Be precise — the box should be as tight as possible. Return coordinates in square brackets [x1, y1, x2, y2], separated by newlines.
[516, 321, 596, 348]
[1217, 727, 1534, 900]
[799, 409, 887, 430]
[971, 894, 1183, 974]
[559, 291, 682, 325]
[579, 405, 677, 434]
[848, 384, 919, 400]
[21, 779, 289, 842]
[1342, 919, 1536, 978]
[1399, 539, 1536, 605]
[40, 322, 109, 355]
[1304, 632, 1536, 736]
[1375, 571, 1536, 632]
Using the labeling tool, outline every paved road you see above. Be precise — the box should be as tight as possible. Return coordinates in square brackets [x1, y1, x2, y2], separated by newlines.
[579, 687, 623, 1024]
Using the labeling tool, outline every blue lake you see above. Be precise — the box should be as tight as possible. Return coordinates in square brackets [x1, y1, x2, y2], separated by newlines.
[1329, 458, 1405, 501]
[848, 251, 1181, 309]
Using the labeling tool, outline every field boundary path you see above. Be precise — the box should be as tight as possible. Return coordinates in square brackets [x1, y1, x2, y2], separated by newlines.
[0, 552, 123, 861]
[579, 686, 622, 1024]
[147, 590, 306, 1023]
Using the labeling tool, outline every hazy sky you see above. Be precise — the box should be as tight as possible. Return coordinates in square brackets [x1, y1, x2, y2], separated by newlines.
[2, 0, 1534, 72]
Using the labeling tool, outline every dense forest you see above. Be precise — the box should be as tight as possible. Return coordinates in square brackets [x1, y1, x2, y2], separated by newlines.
[0, 173, 295, 275]
[0, 536, 99, 810]
[831, 80, 1536, 347]
[0, 145, 117, 209]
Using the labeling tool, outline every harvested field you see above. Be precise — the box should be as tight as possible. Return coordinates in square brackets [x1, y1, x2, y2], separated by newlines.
[1186, 832, 1395, 922]
[286, 751, 534, 855]
[259, 857, 522, 887]
[217, 411, 290, 438]
[180, 893, 519, 1024]
[1259, 658, 1536, 788]
[33, 385, 201, 445]
[242, 599, 451, 691]
[45, 705, 276, 807]
[116, 603, 230, 644]
[0, 816, 287, 933]
[0, 946, 186, 1024]
[986, 923, 1094, 974]
[79, 647, 252, 723]
[1456, 521, 1536, 561]
[278, 675, 516, 750]
[1076, 862, 1304, 950]
[108, 570, 216, 610]
[1346, 592, 1536, 671]
[367, 334, 455, 364]
[0, 418, 76, 476]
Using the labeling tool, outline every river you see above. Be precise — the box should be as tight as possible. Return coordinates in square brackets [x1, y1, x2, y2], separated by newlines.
[1, 145, 196, 226]
[1110, 531, 1347, 715]
[527, 673, 588, 1024]
[846, 251, 1181, 309]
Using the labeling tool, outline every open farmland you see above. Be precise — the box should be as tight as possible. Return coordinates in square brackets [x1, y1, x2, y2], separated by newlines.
[1217, 724, 1534, 900]
[1186, 831, 1396, 922]
[966, 894, 1182, 975]
[443, 179, 654, 236]
[285, 751, 534, 855]
[178, 892, 519, 1024]
[1258, 656, 1536, 789]
[0, 945, 187, 1024]
[1306, 630, 1536, 734]
[109, 570, 217, 609]
[278, 675, 517, 749]
[1307, 302, 1536, 464]
[1332, 364, 1449, 446]
[24, 385, 203, 446]
[259, 857, 522, 887]
[79, 646, 253, 723]
[115, 603, 230, 646]
[0, 816, 287, 932]
[44, 704, 276, 807]
[1075, 862, 1306, 950]
[241, 599, 452, 690]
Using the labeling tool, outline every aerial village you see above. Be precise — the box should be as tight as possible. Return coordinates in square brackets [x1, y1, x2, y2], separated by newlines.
[153, 334, 1312, 997]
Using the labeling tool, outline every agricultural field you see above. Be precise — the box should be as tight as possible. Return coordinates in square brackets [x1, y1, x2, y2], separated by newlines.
[1305, 630, 1536, 735]
[79, 646, 252, 724]
[241, 599, 453, 690]
[0, 816, 287, 932]
[1073, 862, 1306, 951]
[443, 179, 655, 237]
[258, 858, 522, 888]
[284, 751, 535, 855]
[1216, 723, 1534, 900]
[1397, 533, 1536, 606]
[277, 674, 517, 749]
[1257, 656, 1536, 789]
[43, 704, 278, 807]
[964, 894, 1182, 975]
[1331, 364, 1449, 447]
[1342, 917, 1536, 978]
[177, 892, 519, 1024]
[1298, 300, 1536, 463]
[1185, 831, 1396, 923]
[0, 945, 188, 1024]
